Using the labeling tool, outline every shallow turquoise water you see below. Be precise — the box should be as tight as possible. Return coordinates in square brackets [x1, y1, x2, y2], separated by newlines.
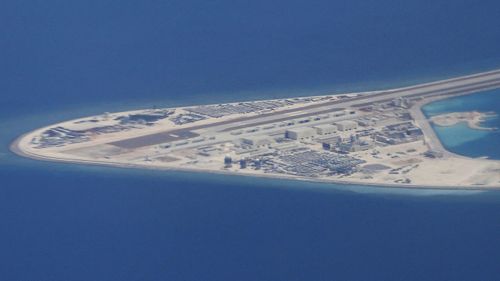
[423, 89, 500, 159]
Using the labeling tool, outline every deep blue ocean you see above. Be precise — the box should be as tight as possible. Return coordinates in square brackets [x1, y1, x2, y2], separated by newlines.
[1, 1, 500, 280]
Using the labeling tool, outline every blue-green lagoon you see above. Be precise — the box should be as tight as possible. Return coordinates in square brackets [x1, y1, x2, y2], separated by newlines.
[423, 90, 500, 159]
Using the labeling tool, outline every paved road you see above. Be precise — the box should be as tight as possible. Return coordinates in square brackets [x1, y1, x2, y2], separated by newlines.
[409, 103, 446, 152]
[110, 69, 500, 149]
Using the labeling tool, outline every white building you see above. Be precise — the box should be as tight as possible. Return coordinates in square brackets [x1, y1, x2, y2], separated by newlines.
[335, 120, 358, 131]
[241, 136, 273, 147]
[313, 124, 338, 135]
[285, 127, 316, 140]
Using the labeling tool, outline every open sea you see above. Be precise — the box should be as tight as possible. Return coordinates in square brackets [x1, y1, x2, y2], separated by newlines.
[1, 1, 500, 280]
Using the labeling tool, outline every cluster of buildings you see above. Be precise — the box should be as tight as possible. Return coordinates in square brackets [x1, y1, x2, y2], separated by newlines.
[390, 97, 412, 108]
[170, 113, 207, 125]
[327, 135, 374, 154]
[34, 126, 91, 148]
[185, 97, 319, 118]
[34, 124, 129, 148]
[147, 99, 429, 179]
[217, 112, 428, 177]
[115, 109, 175, 125]
[35, 110, 181, 149]
[223, 146, 365, 177]
[284, 120, 358, 140]
[217, 119, 370, 176]
[275, 149, 366, 176]
[374, 122, 423, 145]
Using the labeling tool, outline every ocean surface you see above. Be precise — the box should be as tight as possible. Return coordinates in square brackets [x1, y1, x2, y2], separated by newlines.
[1, 1, 500, 280]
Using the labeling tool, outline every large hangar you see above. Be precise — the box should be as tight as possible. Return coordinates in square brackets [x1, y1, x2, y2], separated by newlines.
[285, 127, 316, 140]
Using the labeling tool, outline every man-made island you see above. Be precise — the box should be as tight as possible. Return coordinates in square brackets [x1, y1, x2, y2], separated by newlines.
[12, 69, 500, 189]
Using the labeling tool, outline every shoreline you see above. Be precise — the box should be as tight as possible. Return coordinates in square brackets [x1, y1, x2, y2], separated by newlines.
[10, 115, 500, 191]
[9, 69, 500, 190]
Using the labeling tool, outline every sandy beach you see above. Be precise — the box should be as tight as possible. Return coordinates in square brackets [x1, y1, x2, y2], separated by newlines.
[430, 111, 498, 131]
